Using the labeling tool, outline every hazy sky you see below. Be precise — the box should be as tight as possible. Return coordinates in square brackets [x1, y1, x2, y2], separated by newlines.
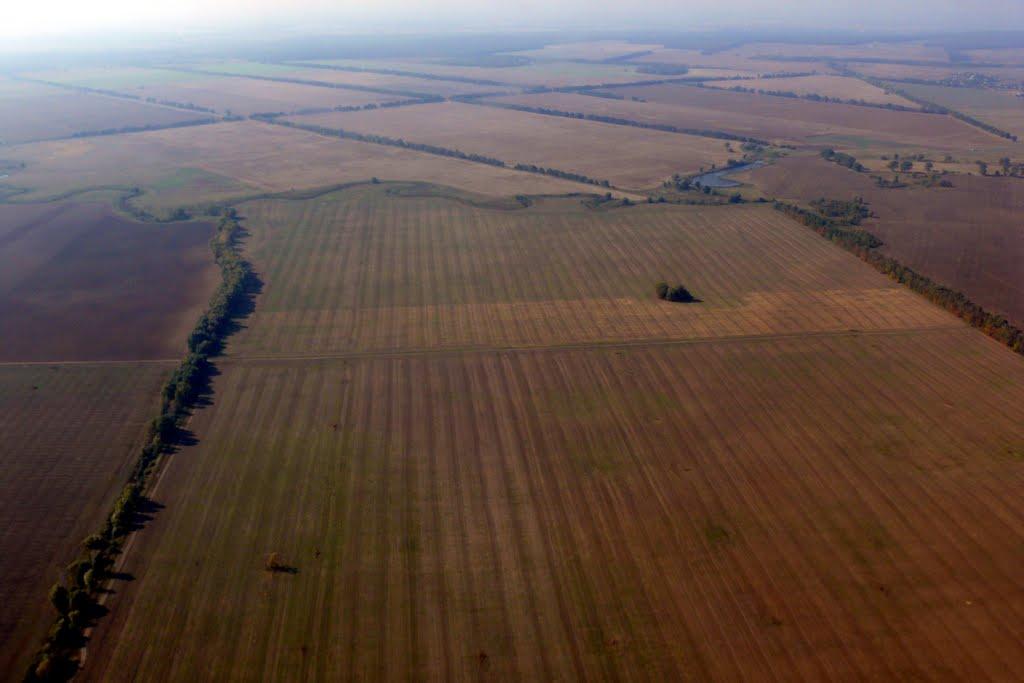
[4, 0, 1024, 40]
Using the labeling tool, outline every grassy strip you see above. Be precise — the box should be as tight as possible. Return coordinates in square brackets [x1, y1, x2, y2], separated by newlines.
[262, 117, 613, 188]
[22, 212, 254, 682]
[464, 98, 770, 146]
[775, 201, 1024, 354]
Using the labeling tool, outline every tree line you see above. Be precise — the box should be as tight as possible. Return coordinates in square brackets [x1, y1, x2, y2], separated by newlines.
[851, 73, 1018, 141]
[24, 212, 255, 682]
[709, 83, 927, 112]
[820, 148, 867, 172]
[774, 200, 1024, 356]
[471, 100, 770, 145]
[267, 118, 615, 188]
[251, 98, 428, 120]
[180, 67, 445, 102]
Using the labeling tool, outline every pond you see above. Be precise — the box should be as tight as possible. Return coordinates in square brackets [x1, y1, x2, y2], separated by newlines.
[691, 160, 766, 188]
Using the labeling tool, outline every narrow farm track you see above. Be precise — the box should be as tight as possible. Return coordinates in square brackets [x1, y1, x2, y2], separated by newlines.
[76, 187, 1024, 681]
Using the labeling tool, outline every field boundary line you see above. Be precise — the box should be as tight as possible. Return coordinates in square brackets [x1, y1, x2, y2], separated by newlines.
[220, 324, 970, 365]
[0, 358, 180, 367]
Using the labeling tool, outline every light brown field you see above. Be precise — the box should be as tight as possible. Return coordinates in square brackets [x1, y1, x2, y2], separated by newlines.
[298, 58, 652, 87]
[704, 74, 918, 107]
[738, 41, 951, 63]
[194, 60, 510, 97]
[631, 49, 833, 75]
[79, 186, 1024, 681]
[505, 40, 663, 61]
[0, 120, 605, 212]
[488, 87, 1006, 150]
[0, 78, 211, 144]
[286, 102, 733, 189]
[0, 362, 172, 679]
[739, 154, 1024, 325]
[25, 67, 396, 116]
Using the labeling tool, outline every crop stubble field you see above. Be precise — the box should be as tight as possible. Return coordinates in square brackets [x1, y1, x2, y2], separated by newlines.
[79, 187, 1024, 680]
[286, 102, 734, 189]
[488, 88, 1004, 150]
[0, 120, 603, 213]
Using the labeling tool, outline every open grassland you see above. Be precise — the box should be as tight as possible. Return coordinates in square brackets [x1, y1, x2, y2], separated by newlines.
[286, 102, 733, 189]
[0, 78, 210, 144]
[80, 187, 1024, 681]
[487, 88, 1000, 151]
[740, 154, 1024, 325]
[298, 58, 651, 88]
[25, 67, 397, 116]
[0, 362, 172, 679]
[889, 82, 1024, 140]
[703, 74, 918, 107]
[0, 202, 217, 361]
[0, 120, 602, 213]
[195, 60, 512, 97]
[504, 40, 663, 61]
[227, 188, 955, 357]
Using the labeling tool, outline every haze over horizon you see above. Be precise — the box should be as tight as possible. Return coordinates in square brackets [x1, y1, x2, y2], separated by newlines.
[5, 0, 1024, 44]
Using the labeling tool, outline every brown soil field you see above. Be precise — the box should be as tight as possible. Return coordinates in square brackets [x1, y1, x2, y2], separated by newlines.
[79, 187, 1024, 680]
[0, 202, 217, 361]
[704, 74, 918, 107]
[299, 58, 651, 88]
[0, 361, 172, 679]
[227, 187, 955, 357]
[489, 88, 1005, 151]
[0, 120, 605, 212]
[739, 154, 1024, 325]
[26, 67, 396, 116]
[0, 78, 210, 144]
[286, 102, 733, 189]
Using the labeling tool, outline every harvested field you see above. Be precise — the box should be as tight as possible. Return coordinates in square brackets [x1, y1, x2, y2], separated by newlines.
[739, 41, 951, 63]
[286, 102, 733, 189]
[227, 186, 956, 357]
[196, 61, 508, 97]
[739, 154, 1024, 325]
[631, 49, 830, 75]
[704, 74, 918, 107]
[80, 187, 1024, 681]
[0, 78, 211, 144]
[889, 82, 1024, 139]
[0, 120, 604, 212]
[487, 87, 1006, 150]
[0, 202, 217, 361]
[298, 58, 651, 88]
[0, 361, 171, 679]
[506, 40, 663, 61]
[26, 67, 397, 116]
